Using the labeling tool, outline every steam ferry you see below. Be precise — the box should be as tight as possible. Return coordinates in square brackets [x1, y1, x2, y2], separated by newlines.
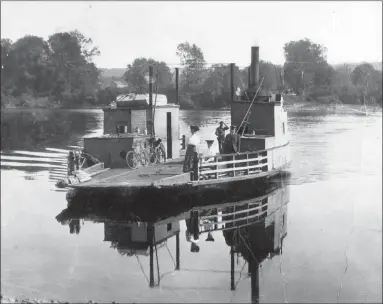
[57, 46, 291, 194]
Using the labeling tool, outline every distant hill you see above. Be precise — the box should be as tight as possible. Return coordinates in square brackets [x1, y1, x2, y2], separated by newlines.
[333, 62, 382, 71]
[100, 68, 126, 79]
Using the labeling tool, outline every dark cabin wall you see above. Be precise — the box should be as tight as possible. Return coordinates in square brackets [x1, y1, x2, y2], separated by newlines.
[104, 108, 132, 134]
[231, 102, 276, 136]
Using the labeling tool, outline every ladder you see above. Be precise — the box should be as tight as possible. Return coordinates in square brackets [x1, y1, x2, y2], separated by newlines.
[237, 77, 265, 136]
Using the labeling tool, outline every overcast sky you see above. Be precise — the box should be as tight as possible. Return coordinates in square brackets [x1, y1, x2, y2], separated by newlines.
[1, 1, 382, 68]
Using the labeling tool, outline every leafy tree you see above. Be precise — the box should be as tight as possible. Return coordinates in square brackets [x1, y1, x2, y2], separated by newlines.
[47, 31, 100, 105]
[1, 38, 14, 95]
[283, 38, 330, 94]
[351, 63, 382, 104]
[69, 30, 100, 61]
[123, 58, 172, 93]
[259, 61, 283, 91]
[2, 36, 52, 97]
[202, 64, 227, 103]
[176, 42, 206, 93]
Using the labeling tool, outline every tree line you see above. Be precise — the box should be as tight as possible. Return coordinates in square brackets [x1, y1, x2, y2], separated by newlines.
[1, 31, 100, 108]
[1, 31, 382, 109]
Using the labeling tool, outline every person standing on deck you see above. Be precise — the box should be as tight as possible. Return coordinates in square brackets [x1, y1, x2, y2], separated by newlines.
[223, 125, 241, 154]
[215, 121, 229, 154]
[183, 125, 200, 173]
[223, 125, 241, 175]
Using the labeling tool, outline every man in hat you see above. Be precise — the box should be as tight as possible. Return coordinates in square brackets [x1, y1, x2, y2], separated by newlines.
[223, 125, 241, 176]
[223, 125, 241, 154]
[215, 121, 229, 154]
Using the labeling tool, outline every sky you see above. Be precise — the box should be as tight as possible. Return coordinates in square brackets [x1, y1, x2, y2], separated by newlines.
[1, 1, 382, 69]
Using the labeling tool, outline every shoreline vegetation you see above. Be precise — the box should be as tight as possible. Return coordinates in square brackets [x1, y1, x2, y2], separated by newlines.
[1, 32, 382, 111]
[0, 294, 112, 304]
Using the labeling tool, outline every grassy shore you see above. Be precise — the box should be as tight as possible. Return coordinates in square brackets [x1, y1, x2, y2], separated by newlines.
[0, 294, 117, 304]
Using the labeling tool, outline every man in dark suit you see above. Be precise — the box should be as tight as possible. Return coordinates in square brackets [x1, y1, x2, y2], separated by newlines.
[223, 125, 241, 154]
[223, 126, 241, 177]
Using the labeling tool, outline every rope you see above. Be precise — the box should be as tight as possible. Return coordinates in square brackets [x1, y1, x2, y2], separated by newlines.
[165, 242, 176, 267]
[238, 228, 260, 265]
[237, 76, 265, 135]
[135, 254, 150, 284]
[235, 260, 248, 288]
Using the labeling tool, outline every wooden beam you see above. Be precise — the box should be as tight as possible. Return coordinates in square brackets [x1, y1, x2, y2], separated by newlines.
[230, 63, 235, 101]
[175, 68, 179, 105]
[231, 247, 235, 290]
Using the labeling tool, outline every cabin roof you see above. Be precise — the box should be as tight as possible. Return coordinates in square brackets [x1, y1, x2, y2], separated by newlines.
[116, 93, 168, 105]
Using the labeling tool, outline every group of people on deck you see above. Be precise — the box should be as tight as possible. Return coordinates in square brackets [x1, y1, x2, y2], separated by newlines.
[183, 121, 240, 173]
[182, 122, 241, 250]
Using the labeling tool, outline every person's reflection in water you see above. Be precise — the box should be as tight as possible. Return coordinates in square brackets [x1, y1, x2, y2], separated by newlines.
[69, 219, 81, 234]
[185, 211, 200, 252]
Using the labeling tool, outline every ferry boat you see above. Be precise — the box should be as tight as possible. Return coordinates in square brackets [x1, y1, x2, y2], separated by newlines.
[57, 46, 291, 194]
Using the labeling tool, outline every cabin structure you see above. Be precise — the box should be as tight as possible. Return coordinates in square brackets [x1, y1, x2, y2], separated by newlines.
[227, 46, 289, 171]
[104, 221, 180, 257]
[83, 91, 180, 168]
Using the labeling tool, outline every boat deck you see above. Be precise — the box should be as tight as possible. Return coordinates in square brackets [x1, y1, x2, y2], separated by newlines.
[70, 158, 188, 189]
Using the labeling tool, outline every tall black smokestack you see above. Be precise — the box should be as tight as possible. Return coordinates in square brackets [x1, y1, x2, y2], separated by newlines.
[250, 46, 260, 88]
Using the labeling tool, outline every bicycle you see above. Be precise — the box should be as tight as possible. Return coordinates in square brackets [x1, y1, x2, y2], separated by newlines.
[145, 137, 166, 164]
[126, 141, 150, 169]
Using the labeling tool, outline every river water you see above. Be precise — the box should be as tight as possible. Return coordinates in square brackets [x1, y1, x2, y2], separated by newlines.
[1, 108, 382, 303]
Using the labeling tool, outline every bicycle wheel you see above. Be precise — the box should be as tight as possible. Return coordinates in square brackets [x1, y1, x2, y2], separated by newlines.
[155, 145, 166, 163]
[139, 150, 150, 167]
[126, 151, 138, 169]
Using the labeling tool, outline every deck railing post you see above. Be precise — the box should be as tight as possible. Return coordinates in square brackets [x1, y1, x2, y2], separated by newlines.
[182, 135, 186, 150]
[148, 224, 155, 287]
[175, 231, 180, 270]
[74, 151, 80, 170]
[68, 151, 75, 175]
[231, 246, 235, 290]
[214, 156, 218, 179]
[232, 155, 235, 177]
[192, 155, 199, 181]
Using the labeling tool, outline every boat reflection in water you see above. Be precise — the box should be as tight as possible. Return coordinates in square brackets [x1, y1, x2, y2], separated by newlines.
[56, 179, 290, 304]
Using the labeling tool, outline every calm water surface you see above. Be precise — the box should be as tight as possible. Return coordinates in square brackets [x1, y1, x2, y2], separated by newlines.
[1, 108, 382, 303]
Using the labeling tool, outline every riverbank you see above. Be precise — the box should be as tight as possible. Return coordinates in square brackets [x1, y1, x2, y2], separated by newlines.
[0, 295, 116, 304]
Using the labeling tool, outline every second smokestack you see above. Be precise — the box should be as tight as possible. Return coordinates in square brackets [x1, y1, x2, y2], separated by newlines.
[250, 46, 260, 88]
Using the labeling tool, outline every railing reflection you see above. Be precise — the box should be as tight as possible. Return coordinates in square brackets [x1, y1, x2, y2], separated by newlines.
[56, 178, 289, 303]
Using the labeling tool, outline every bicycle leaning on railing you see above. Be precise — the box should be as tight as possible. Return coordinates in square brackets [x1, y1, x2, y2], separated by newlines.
[146, 137, 166, 164]
[125, 137, 167, 169]
[126, 141, 150, 169]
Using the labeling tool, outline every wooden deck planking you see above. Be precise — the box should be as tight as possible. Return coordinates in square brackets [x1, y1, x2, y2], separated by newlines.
[71, 158, 185, 188]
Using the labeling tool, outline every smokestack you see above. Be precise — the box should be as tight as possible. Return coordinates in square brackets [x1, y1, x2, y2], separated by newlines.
[250, 46, 260, 88]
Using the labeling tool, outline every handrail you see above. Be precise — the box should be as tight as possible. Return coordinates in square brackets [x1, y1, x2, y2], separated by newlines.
[217, 142, 289, 157]
[199, 155, 267, 168]
[200, 203, 265, 220]
[193, 142, 289, 181]
[201, 164, 266, 175]
[200, 209, 268, 232]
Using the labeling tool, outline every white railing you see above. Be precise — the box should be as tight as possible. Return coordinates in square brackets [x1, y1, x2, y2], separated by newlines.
[193, 142, 289, 181]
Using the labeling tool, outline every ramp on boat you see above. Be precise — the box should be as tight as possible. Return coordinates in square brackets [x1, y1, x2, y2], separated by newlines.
[70, 158, 189, 189]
